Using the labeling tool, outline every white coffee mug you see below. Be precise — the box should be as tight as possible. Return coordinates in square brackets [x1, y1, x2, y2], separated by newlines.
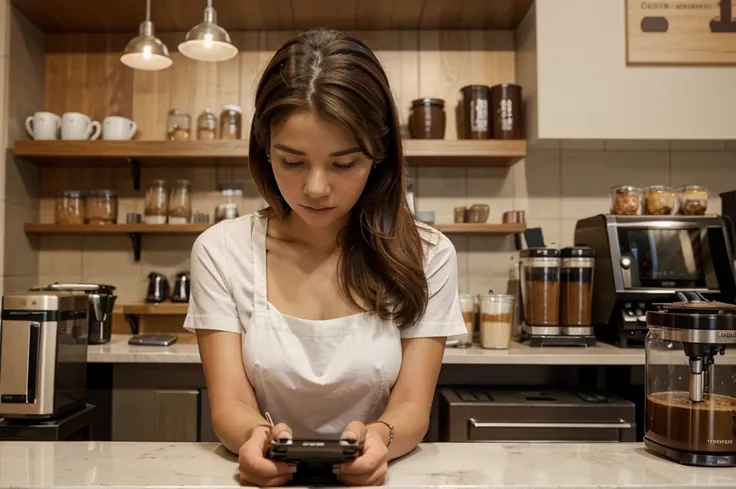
[25, 112, 61, 140]
[61, 112, 101, 140]
[102, 116, 137, 140]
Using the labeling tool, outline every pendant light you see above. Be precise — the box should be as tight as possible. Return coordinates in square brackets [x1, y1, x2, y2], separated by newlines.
[120, 0, 172, 71]
[178, 0, 238, 62]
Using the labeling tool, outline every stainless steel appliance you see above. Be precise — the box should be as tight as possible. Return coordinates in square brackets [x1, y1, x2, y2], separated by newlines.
[574, 214, 736, 348]
[439, 387, 636, 442]
[146, 272, 170, 303]
[171, 272, 190, 303]
[30, 283, 117, 345]
[644, 292, 736, 466]
[0, 291, 88, 419]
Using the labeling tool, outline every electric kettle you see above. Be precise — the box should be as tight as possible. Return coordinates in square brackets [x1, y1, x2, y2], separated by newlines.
[146, 272, 169, 303]
[171, 272, 190, 303]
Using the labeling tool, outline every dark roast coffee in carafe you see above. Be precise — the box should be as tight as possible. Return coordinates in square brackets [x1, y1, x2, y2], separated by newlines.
[646, 391, 736, 453]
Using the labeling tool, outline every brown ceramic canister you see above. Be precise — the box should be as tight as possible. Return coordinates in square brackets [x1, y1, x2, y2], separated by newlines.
[409, 98, 446, 139]
[490, 83, 523, 139]
[460, 85, 490, 139]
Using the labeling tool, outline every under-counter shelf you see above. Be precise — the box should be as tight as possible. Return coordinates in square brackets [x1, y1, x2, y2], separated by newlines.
[122, 302, 188, 335]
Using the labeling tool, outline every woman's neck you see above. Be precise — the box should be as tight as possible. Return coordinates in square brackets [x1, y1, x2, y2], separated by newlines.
[278, 210, 347, 254]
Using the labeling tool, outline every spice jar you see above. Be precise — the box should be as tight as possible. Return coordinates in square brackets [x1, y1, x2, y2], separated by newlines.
[55, 190, 84, 225]
[478, 293, 515, 349]
[215, 182, 243, 222]
[144, 180, 168, 225]
[560, 246, 595, 329]
[455, 293, 475, 348]
[610, 185, 641, 215]
[408, 98, 446, 139]
[643, 185, 677, 216]
[677, 185, 708, 216]
[84, 190, 118, 225]
[197, 109, 217, 141]
[219, 105, 242, 140]
[520, 247, 561, 326]
[168, 179, 192, 224]
[167, 109, 191, 141]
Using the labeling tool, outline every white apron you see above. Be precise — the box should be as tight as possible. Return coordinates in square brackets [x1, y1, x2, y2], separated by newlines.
[242, 216, 403, 439]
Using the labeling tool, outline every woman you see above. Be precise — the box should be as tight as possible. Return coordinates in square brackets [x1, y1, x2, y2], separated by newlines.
[184, 28, 466, 487]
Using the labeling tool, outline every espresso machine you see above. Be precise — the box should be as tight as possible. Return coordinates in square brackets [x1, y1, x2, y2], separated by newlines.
[644, 292, 736, 466]
[574, 214, 736, 348]
[0, 291, 88, 419]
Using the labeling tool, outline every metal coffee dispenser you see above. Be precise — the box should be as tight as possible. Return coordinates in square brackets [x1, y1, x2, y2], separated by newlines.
[574, 214, 736, 348]
[0, 291, 88, 419]
[30, 283, 117, 345]
[644, 292, 736, 466]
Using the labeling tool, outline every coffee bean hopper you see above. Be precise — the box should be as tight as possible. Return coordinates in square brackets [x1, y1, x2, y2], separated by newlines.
[644, 291, 736, 466]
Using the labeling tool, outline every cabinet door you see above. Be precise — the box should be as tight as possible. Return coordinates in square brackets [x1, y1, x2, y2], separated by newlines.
[113, 389, 199, 442]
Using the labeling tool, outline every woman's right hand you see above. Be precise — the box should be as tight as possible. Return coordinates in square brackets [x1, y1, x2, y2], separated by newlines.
[238, 423, 296, 486]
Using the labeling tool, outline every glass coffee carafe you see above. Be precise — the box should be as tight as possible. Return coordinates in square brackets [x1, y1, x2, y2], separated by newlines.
[644, 292, 736, 466]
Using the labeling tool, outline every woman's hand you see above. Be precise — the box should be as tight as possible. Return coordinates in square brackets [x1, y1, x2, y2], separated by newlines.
[336, 421, 389, 486]
[238, 423, 296, 487]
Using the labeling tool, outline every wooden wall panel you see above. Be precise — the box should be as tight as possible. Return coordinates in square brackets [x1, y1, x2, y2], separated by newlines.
[44, 30, 514, 141]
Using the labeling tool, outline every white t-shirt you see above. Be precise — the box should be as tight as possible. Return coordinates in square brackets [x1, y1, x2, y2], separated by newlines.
[184, 213, 466, 338]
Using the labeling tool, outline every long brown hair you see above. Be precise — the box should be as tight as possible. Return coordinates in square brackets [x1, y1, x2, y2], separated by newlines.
[249, 29, 428, 329]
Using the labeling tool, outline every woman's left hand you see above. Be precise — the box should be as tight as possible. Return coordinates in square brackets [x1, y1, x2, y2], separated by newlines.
[336, 420, 389, 486]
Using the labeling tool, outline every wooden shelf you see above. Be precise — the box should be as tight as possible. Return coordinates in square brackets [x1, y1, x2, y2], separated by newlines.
[122, 303, 188, 316]
[14, 139, 526, 168]
[433, 223, 526, 234]
[25, 222, 525, 236]
[12, 0, 535, 33]
[24, 223, 210, 235]
[14, 140, 248, 165]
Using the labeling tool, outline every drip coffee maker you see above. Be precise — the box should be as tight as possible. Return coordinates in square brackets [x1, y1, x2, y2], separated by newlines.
[644, 291, 736, 466]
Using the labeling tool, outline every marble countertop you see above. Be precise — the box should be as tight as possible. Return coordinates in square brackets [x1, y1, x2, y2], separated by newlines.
[1, 441, 735, 488]
[89, 334, 651, 365]
[89, 335, 736, 366]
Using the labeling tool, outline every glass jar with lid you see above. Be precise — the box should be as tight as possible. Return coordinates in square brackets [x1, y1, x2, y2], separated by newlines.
[168, 179, 192, 224]
[167, 109, 191, 141]
[215, 182, 243, 222]
[643, 185, 677, 215]
[677, 185, 708, 216]
[610, 185, 641, 215]
[408, 98, 446, 139]
[84, 190, 118, 225]
[55, 190, 84, 225]
[197, 109, 217, 141]
[144, 179, 168, 224]
[219, 105, 242, 140]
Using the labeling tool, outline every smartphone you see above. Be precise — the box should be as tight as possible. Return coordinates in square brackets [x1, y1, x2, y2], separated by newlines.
[268, 439, 362, 485]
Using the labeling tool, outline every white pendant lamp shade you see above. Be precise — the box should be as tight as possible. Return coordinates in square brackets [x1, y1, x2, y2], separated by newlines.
[120, 0, 172, 71]
[178, 1, 238, 62]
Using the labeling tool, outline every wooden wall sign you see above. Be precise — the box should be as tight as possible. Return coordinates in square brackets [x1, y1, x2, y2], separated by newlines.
[626, 0, 736, 65]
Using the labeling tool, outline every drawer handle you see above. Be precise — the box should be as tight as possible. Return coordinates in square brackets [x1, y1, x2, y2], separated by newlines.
[469, 418, 632, 429]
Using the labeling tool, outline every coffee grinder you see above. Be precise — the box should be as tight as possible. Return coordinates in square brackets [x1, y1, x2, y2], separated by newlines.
[644, 291, 736, 466]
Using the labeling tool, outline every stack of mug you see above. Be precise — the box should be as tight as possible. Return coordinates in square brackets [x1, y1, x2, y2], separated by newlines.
[25, 112, 137, 141]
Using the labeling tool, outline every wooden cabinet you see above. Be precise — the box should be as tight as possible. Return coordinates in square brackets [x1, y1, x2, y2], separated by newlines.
[112, 388, 200, 442]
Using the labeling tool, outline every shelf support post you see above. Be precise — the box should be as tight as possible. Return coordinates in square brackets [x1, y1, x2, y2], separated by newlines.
[127, 158, 141, 191]
[129, 232, 141, 262]
[124, 314, 140, 335]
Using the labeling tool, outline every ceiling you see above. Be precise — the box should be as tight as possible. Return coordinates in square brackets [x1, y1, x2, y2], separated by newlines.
[11, 0, 535, 32]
